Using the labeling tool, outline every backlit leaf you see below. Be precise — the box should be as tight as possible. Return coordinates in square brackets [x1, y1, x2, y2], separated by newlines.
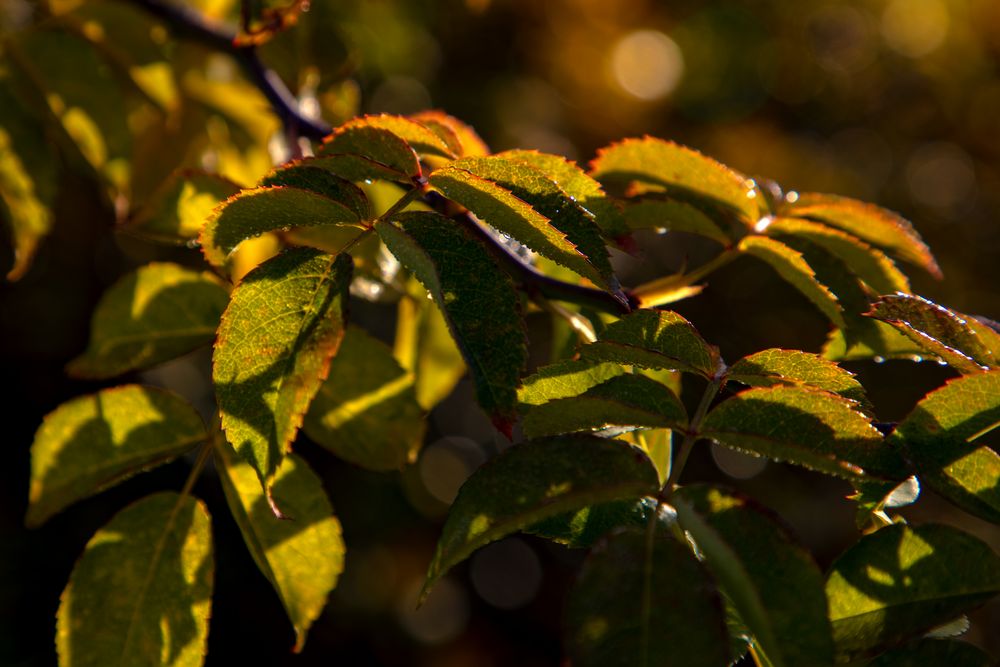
[215, 445, 343, 651]
[868, 639, 992, 666]
[891, 371, 1000, 524]
[728, 349, 870, 410]
[518, 358, 626, 407]
[423, 435, 659, 596]
[826, 523, 1000, 658]
[56, 492, 213, 667]
[394, 288, 466, 410]
[126, 170, 241, 244]
[590, 136, 758, 225]
[566, 527, 730, 667]
[580, 309, 720, 378]
[304, 325, 425, 470]
[316, 124, 420, 182]
[624, 200, 730, 245]
[376, 211, 526, 430]
[702, 386, 904, 481]
[410, 110, 489, 157]
[67, 263, 228, 379]
[261, 161, 371, 220]
[214, 249, 351, 489]
[673, 485, 834, 667]
[738, 235, 845, 328]
[340, 114, 455, 160]
[522, 374, 687, 438]
[26, 386, 206, 528]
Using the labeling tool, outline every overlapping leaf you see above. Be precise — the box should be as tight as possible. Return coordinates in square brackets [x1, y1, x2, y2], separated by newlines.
[394, 288, 466, 410]
[423, 435, 659, 596]
[728, 349, 870, 410]
[518, 359, 626, 407]
[261, 161, 371, 219]
[701, 386, 905, 481]
[526, 497, 657, 548]
[315, 124, 421, 182]
[338, 114, 455, 160]
[56, 492, 213, 667]
[867, 639, 992, 666]
[67, 263, 228, 379]
[826, 523, 1000, 657]
[566, 527, 731, 667]
[624, 200, 731, 245]
[410, 110, 489, 157]
[304, 325, 425, 470]
[27, 386, 206, 528]
[673, 486, 834, 667]
[522, 374, 687, 438]
[891, 371, 1000, 524]
[375, 211, 526, 431]
[215, 445, 343, 651]
[214, 249, 351, 489]
[126, 170, 241, 244]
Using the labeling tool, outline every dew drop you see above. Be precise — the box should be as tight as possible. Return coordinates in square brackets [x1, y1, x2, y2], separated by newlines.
[745, 189, 757, 199]
[185, 239, 201, 249]
[873, 356, 886, 363]
[654, 226, 668, 235]
[364, 179, 374, 185]
[908, 355, 923, 363]
[785, 191, 800, 204]
[936, 359, 949, 366]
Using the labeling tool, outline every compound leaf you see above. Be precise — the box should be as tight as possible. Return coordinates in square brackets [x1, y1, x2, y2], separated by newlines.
[728, 349, 870, 411]
[316, 124, 420, 182]
[339, 113, 455, 160]
[260, 161, 371, 220]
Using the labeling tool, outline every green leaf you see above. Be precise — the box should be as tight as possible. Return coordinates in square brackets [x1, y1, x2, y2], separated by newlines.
[423, 435, 659, 596]
[518, 358, 626, 407]
[738, 235, 845, 328]
[823, 323, 930, 364]
[590, 136, 758, 225]
[303, 325, 425, 470]
[260, 161, 372, 220]
[215, 445, 344, 651]
[499, 149, 630, 240]
[56, 492, 213, 667]
[766, 217, 911, 294]
[580, 309, 720, 378]
[316, 123, 420, 182]
[624, 200, 731, 245]
[126, 170, 241, 245]
[67, 263, 229, 379]
[26, 386, 206, 528]
[526, 497, 657, 548]
[673, 485, 835, 667]
[375, 211, 526, 431]
[522, 374, 687, 438]
[826, 523, 1000, 658]
[566, 527, 731, 667]
[782, 193, 940, 278]
[728, 348, 871, 411]
[867, 639, 992, 667]
[214, 249, 352, 490]
[410, 110, 490, 157]
[891, 371, 1000, 524]
[867, 294, 996, 374]
[702, 386, 905, 481]
[200, 186, 362, 270]
[394, 288, 466, 410]
[341, 113, 455, 160]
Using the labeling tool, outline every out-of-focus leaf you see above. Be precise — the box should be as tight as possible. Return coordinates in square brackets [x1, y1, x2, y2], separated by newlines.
[674, 486, 834, 667]
[67, 263, 228, 379]
[376, 211, 526, 432]
[891, 371, 1000, 524]
[728, 349, 871, 411]
[126, 170, 241, 244]
[702, 386, 905, 481]
[410, 110, 489, 157]
[867, 639, 992, 666]
[590, 137, 758, 225]
[526, 497, 657, 548]
[261, 161, 371, 220]
[26, 386, 206, 528]
[739, 235, 845, 328]
[214, 249, 351, 489]
[304, 325, 424, 470]
[782, 193, 940, 278]
[825, 523, 1000, 658]
[624, 200, 731, 245]
[580, 309, 720, 378]
[316, 124, 420, 182]
[394, 287, 466, 410]
[518, 359, 626, 407]
[766, 217, 910, 294]
[867, 294, 996, 374]
[522, 374, 687, 438]
[566, 527, 731, 667]
[56, 492, 213, 667]
[215, 445, 343, 651]
[423, 435, 658, 597]
[200, 186, 362, 270]
[235, 0, 308, 46]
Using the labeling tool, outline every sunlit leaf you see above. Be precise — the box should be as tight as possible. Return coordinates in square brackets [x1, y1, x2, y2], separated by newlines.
[423, 435, 659, 597]
[867, 639, 992, 666]
[26, 385, 206, 528]
[518, 358, 626, 407]
[215, 445, 343, 651]
[702, 386, 905, 481]
[728, 348, 871, 411]
[738, 235, 845, 328]
[214, 249, 351, 490]
[261, 161, 371, 220]
[304, 325, 425, 470]
[566, 527, 731, 667]
[590, 136, 758, 225]
[126, 170, 241, 244]
[67, 263, 228, 379]
[624, 200, 730, 245]
[891, 371, 1000, 524]
[339, 113, 455, 160]
[394, 288, 466, 410]
[825, 523, 1000, 658]
[316, 124, 420, 182]
[522, 374, 687, 438]
[580, 309, 720, 378]
[376, 211, 526, 431]
[56, 492, 213, 667]
[410, 110, 489, 157]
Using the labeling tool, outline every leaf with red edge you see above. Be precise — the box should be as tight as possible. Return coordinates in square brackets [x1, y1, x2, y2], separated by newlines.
[410, 110, 490, 157]
[315, 124, 421, 182]
[337, 114, 455, 161]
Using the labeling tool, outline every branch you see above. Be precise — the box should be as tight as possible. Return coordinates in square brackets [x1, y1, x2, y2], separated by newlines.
[127, 0, 332, 140]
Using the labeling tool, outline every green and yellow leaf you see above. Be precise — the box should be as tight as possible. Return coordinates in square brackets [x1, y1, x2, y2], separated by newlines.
[125, 170, 241, 245]
[728, 348, 871, 411]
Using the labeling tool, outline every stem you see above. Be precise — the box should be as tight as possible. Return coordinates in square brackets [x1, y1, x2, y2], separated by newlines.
[632, 248, 739, 308]
[536, 296, 597, 343]
[663, 369, 725, 494]
[379, 184, 427, 224]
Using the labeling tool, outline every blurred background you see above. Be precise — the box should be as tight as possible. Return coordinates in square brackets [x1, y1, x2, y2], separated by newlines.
[2, 0, 999, 664]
